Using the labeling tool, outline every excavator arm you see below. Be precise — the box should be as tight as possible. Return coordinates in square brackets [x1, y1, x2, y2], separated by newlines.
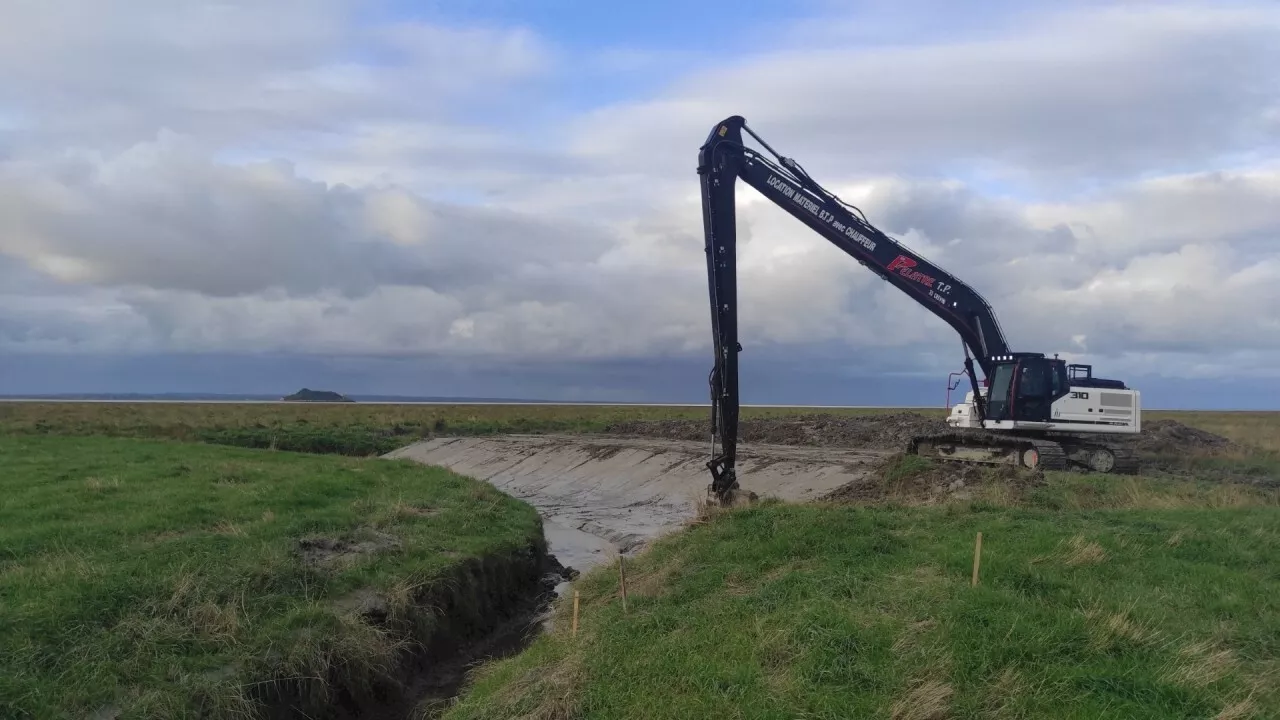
[698, 115, 1012, 499]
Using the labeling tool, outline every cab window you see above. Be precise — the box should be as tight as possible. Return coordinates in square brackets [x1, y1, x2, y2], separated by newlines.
[1018, 365, 1047, 396]
[1052, 363, 1068, 398]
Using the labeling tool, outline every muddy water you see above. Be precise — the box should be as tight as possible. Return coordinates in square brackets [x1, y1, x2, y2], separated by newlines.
[387, 434, 886, 578]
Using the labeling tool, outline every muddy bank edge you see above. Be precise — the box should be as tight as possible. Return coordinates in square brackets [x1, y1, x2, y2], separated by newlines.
[255, 526, 567, 719]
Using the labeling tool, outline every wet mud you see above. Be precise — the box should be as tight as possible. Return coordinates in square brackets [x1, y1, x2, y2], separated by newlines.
[295, 527, 403, 569]
[388, 434, 888, 576]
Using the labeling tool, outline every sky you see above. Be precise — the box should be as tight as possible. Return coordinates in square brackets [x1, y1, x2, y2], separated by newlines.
[1, 0, 1279, 408]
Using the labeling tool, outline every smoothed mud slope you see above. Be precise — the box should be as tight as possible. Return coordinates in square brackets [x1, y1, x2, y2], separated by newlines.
[388, 434, 888, 574]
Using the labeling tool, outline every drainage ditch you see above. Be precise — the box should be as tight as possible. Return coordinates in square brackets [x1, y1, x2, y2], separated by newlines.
[254, 536, 576, 720]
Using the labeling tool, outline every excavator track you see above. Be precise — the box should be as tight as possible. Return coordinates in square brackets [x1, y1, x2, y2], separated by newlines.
[1053, 436, 1141, 475]
[907, 429, 1068, 471]
[907, 429, 1140, 474]
[1109, 446, 1140, 474]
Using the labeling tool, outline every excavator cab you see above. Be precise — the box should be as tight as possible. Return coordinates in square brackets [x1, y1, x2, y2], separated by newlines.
[982, 354, 1070, 423]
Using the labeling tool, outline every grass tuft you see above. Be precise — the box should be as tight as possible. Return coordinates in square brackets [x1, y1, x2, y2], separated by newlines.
[1062, 535, 1108, 566]
[1215, 696, 1259, 720]
[1165, 639, 1239, 690]
[890, 678, 953, 720]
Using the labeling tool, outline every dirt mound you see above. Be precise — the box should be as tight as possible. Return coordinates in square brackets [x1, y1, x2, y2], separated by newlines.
[604, 412, 948, 451]
[821, 453, 1043, 505]
[1129, 419, 1235, 456]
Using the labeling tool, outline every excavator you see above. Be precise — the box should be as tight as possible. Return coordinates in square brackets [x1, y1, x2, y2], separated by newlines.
[698, 115, 1142, 504]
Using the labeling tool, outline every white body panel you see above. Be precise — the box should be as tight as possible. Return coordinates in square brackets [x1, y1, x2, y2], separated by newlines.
[946, 387, 1141, 435]
[947, 392, 984, 428]
[1050, 387, 1141, 433]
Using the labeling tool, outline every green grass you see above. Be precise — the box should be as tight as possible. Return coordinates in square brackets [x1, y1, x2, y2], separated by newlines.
[4, 401, 1278, 717]
[0, 401, 879, 435]
[0, 402, 766, 456]
[0, 401, 745, 441]
[443, 479, 1280, 720]
[4, 401, 1276, 458]
[0, 402, 946, 458]
[0, 435, 544, 719]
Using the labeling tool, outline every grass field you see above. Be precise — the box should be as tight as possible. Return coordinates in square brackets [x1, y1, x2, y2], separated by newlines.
[0, 435, 544, 719]
[444, 475, 1280, 719]
[3, 401, 1277, 454]
[0, 402, 737, 456]
[3, 401, 1277, 719]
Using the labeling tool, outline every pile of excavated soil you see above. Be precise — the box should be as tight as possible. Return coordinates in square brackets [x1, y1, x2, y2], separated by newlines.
[821, 453, 1043, 506]
[1125, 419, 1236, 456]
[1117, 419, 1248, 480]
[606, 414, 1237, 461]
[603, 412, 948, 451]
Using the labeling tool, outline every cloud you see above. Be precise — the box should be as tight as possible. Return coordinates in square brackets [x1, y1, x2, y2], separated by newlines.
[0, 0, 1278, 397]
[0, 0, 552, 155]
[0, 131, 613, 300]
[568, 3, 1280, 189]
[5, 141, 1279, 375]
[805, 168, 1280, 363]
[1028, 164, 1280, 260]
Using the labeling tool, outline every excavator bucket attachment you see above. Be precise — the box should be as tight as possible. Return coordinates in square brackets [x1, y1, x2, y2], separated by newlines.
[707, 484, 759, 509]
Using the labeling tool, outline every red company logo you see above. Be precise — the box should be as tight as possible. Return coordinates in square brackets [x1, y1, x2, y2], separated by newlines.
[886, 255, 936, 288]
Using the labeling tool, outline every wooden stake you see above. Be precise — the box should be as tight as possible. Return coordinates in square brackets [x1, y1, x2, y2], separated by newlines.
[572, 590, 580, 637]
[618, 555, 629, 613]
[972, 531, 984, 587]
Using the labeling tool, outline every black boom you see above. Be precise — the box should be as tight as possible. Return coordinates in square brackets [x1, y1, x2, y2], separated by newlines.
[698, 116, 1014, 498]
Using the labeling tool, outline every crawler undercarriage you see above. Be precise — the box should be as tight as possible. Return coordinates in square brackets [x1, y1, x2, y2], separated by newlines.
[907, 429, 1140, 474]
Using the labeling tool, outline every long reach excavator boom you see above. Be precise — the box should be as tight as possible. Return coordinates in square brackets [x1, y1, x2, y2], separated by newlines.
[698, 116, 1141, 503]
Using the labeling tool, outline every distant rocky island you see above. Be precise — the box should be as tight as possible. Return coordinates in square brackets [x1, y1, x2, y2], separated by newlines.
[281, 388, 355, 403]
